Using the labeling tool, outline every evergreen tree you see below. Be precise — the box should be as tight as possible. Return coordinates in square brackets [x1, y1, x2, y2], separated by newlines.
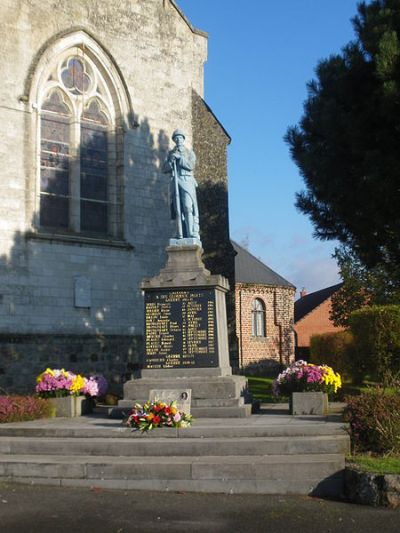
[286, 0, 400, 276]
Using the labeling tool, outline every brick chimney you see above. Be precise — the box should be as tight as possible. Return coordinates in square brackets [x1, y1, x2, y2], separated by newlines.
[300, 287, 307, 298]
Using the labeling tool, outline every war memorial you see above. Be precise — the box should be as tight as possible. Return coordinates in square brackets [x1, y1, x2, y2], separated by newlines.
[0, 0, 348, 497]
[120, 129, 251, 418]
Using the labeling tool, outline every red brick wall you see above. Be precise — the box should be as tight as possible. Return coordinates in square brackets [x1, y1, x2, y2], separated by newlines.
[294, 297, 345, 348]
[235, 283, 295, 371]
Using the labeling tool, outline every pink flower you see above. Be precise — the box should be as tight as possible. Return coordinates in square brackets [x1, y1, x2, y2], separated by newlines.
[173, 412, 181, 423]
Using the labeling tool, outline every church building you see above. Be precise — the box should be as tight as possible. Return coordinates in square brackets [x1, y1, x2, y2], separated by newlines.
[0, 0, 294, 393]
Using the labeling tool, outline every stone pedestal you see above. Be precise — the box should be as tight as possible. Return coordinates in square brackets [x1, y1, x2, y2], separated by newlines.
[120, 245, 252, 418]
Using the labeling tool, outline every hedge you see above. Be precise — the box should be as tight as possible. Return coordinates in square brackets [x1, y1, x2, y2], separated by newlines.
[310, 330, 353, 378]
[0, 395, 54, 423]
[349, 305, 400, 383]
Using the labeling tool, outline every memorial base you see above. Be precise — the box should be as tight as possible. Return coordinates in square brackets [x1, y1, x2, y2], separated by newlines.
[118, 244, 252, 418]
[120, 368, 252, 418]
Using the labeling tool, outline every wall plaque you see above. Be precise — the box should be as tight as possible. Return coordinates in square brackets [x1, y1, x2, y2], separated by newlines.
[144, 288, 218, 369]
[74, 276, 91, 308]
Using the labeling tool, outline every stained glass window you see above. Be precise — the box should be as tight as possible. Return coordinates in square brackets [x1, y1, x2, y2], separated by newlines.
[80, 100, 109, 233]
[252, 299, 266, 337]
[61, 58, 91, 95]
[40, 90, 70, 229]
[38, 52, 119, 237]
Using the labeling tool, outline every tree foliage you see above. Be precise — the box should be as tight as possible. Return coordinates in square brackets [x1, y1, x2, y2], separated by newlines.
[285, 0, 400, 273]
[330, 245, 400, 327]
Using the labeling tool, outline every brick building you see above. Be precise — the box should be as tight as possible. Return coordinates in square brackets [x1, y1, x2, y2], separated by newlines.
[294, 283, 344, 360]
[233, 242, 295, 373]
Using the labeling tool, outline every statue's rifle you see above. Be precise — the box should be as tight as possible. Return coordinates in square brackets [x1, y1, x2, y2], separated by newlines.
[172, 156, 183, 239]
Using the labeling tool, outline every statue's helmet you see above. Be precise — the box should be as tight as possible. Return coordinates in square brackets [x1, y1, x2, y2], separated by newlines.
[172, 129, 185, 141]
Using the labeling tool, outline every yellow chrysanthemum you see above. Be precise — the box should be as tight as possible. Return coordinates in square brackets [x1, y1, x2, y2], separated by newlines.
[70, 374, 85, 394]
[321, 365, 342, 393]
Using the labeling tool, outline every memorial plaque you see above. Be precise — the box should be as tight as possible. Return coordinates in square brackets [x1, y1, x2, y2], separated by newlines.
[149, 389, 192, 414]
[144, 288, 218, 369]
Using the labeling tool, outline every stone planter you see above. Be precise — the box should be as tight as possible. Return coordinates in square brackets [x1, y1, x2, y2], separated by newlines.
[47, 395, 93, 417]
[290, 392, 328, 415]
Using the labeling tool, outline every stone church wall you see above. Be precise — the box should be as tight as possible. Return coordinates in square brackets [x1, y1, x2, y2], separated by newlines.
[0, 0, 208, 392]
[192, 91, 238, 367]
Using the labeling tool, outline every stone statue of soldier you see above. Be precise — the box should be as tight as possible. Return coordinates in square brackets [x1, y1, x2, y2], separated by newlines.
[163, 129, 200, 241]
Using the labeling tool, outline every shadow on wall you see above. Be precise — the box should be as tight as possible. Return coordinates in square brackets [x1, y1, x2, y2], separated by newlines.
[0, 116, 174, 395]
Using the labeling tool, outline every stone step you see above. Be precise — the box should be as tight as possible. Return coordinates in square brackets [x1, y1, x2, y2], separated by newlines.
[123, 377, 247, 401]
[0, 453, 345, 496]
[110, 404, 252, 419]
[0, 421, 348, 439]
[0, 434, 350, 457]
[118, 397, 245, 408]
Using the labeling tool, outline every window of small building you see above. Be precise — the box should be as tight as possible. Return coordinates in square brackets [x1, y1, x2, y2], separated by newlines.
[38, 54, 119, 236]
[252, 298, 266, 337]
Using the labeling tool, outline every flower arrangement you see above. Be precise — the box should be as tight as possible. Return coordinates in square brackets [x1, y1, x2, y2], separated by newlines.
[125, 399, 193, 432]
[273, 360, 342, 397]
[35, 368, 108, 399]
[82, 375, 108, 398]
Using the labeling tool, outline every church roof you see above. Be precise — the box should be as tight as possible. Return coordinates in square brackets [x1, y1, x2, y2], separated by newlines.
[294, 283, 343, 323]
[232, 241, 295, 288]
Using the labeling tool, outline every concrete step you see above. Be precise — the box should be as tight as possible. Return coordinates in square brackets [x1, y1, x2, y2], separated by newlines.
[0, 453, 345, 496]
[110, 404, 252, 419]
[0, 421, 348, 439]
[0, 434, 350, 457]
[118, 397, 245, 408]
[123, 377, 247, 401]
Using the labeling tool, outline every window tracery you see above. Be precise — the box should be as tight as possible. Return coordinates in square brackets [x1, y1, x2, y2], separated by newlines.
[31, 35, 128, 238]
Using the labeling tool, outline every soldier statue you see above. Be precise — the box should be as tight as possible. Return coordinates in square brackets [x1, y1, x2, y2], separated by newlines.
[163, 129, 200, 241]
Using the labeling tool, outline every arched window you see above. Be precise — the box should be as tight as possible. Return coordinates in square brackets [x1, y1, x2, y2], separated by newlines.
[29, 32, 134, 239]
[252, 298, 266, 337]
[38, 55, 114, 235]
[40, 90, 71, 229]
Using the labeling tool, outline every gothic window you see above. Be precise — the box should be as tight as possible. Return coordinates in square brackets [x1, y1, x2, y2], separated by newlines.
[40, 90, 71, 229]
[252, 298, 266, 337]
[37, 52, 119, 236]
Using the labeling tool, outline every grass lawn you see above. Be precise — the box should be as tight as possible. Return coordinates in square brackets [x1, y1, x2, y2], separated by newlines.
[246, 375, 379, 403]
[347, 455, 400, 475]
[246, 376, 287, 403]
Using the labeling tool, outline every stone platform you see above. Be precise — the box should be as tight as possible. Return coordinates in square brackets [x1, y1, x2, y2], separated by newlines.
[0, 404, 349, 496]
[118, 368, 252, 418]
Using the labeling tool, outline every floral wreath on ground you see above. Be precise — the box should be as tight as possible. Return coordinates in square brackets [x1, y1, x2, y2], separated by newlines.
[125, 399, 193, 432]
[35, 368, 108, 399]
[272, 360, 342, 397]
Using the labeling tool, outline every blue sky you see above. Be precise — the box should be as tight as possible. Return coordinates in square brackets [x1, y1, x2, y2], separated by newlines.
[177, 0, 361, 295]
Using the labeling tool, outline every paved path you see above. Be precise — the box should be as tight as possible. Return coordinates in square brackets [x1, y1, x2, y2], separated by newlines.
[1, 481, 399, 533]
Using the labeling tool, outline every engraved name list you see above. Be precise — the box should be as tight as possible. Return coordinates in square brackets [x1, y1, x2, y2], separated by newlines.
[144, 288, 218, 369]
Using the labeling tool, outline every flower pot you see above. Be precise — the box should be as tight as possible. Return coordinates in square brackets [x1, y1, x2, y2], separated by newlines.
[47, 395, 93, 417]
[290, 392, 328, 416]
